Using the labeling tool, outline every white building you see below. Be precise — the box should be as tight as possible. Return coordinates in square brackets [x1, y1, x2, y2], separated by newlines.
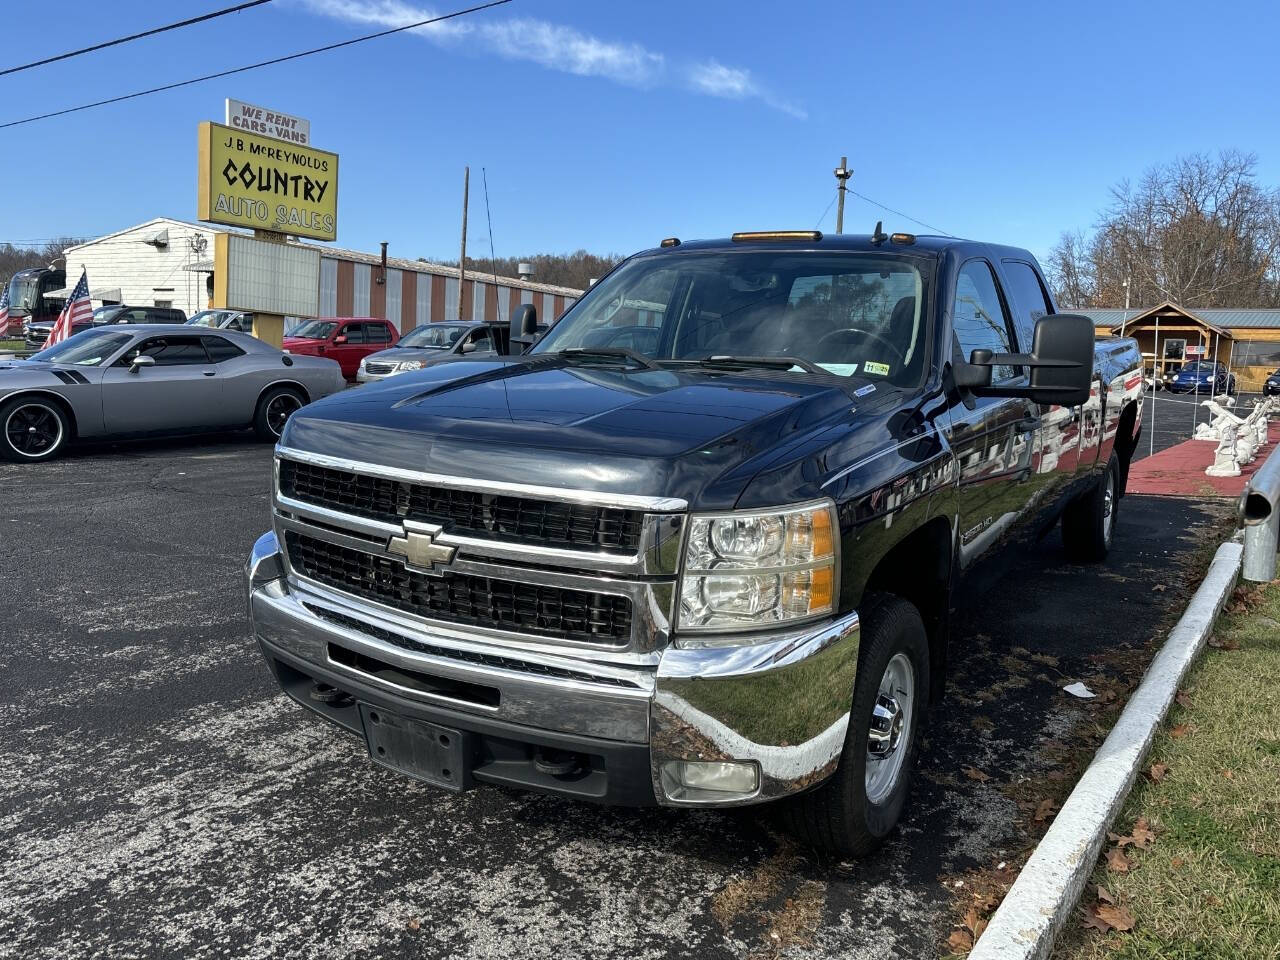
[57, 217, 583, 330]
[58, 218, 219, 318]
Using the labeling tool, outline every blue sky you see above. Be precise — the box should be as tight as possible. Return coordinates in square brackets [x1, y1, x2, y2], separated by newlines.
[2, 0, 1279, 265]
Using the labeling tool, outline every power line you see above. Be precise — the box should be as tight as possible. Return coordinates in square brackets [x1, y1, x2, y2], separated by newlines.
[0, 0, 514, 130]
[0, 1, 274, 79]
[814, 193, 837, 230]
[848, 189, 952, 237]
[481, 167, 502, 324]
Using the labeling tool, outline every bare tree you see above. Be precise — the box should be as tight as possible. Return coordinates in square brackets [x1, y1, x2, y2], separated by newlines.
[1047, 151, 1280, 308]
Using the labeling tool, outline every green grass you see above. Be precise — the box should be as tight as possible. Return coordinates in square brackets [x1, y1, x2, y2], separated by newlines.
[0, 338, 24, 351]
[1054, 580, 1280, 960]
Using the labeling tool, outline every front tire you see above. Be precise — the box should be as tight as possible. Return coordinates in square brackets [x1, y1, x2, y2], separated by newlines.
[784, 594, 929, 858]
[253, 386, 305, 441]
[1062, 453, 1118, 562]
[0, 397, 69, 463]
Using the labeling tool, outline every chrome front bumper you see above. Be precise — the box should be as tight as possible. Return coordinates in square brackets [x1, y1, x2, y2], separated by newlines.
[245, 530, 860, 806]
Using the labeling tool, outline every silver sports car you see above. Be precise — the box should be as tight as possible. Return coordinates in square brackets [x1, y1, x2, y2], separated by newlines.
[0, 325, 346, 462]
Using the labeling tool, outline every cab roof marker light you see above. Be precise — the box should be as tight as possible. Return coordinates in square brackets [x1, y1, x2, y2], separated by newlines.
[660, 237, 681, 248]
[890, 232, 916, 245]
[731, 231, 823, 243]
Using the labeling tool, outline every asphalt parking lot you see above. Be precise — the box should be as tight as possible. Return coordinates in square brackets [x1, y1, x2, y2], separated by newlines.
[0, 431, 1233, 960]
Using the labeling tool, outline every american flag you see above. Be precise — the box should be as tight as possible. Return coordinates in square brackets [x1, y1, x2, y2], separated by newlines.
[0, 284, 9, 336]
[46, 269, 92, 347]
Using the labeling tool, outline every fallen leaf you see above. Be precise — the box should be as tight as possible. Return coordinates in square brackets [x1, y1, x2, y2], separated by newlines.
[1175, 690, 1194, 709]
[964, 906, 988, 941]
[1129, 818, 1156, 848]
[407, 917, 420, 931]
[1079, 906, 1112, 934]
[1204, 894, 1222, 907]
[1221, 768, 1234, 779]
[1147, 763, 1169, 783]
[1208, 635, 1241, 651]
[1107, 847, 1132, 873]
[948, 928, 973, 953]
[1152, 583, 1167, 593]
[1096, 904, 1136, 932]
[1170, 723, 1195, 739]
[963, 766, 992, 782]
[1033, 798, 1060, 822]
[1097, 884, 1115, 904]
[1171, 856, 1186, 869]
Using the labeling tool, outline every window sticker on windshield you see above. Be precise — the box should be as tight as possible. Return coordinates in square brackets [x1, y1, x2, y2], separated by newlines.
[864, 361, 890, 377]
[854, 383, 876, 397]
[816, 362, 859, 377]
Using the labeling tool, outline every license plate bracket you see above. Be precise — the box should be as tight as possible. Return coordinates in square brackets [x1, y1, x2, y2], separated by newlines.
[359, 704, 470, 792]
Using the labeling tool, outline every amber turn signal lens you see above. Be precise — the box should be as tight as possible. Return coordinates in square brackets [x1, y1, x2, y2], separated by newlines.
[811, 508, 834, 559]
[808, 566, 834, 614]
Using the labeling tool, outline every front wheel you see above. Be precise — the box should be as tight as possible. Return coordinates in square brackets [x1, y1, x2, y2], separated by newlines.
[784, 594, 929, 858]
[253, 386, 305, 441]
[0, 396, 69, 463]
[1062, 453, 1118, 562]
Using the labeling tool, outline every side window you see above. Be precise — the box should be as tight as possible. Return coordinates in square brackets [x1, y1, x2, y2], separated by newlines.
[367, 322, 391, 344]
[953, 261, 1018, 382]
[202, 336, 246, 363]
[469, 328, 494, 352]
[340, 323, 364, 344]
[116, 336, 209, 366]
[1001, 260, 1054, 348]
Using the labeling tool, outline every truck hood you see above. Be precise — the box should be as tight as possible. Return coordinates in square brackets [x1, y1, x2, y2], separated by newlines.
[282, 337, 325, 354]
[282, 357, 876, 510]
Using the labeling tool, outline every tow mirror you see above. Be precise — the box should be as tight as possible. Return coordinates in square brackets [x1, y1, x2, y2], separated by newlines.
[953, 313, 1095, 406]
[129, 354, 156, 373]
[510, 304, 538, 353]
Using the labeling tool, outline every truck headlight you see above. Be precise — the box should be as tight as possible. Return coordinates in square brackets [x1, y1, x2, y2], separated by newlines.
[398, 359, 423, 371]
[678, 501, 837, 636]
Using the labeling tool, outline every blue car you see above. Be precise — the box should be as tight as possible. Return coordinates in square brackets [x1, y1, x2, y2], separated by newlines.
[1167, 361, 1236, 395]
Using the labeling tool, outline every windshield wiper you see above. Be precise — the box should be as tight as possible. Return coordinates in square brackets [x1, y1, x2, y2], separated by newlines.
[555, 347, 662, 370]
[688, 355, 828, 375]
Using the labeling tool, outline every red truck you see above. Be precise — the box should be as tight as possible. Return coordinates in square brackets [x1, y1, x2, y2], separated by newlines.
[282, 317, 399, 380]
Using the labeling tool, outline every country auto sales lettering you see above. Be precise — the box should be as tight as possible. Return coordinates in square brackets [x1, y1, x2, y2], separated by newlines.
[198, 121, 339, 242]
[217, 138, 332, 233]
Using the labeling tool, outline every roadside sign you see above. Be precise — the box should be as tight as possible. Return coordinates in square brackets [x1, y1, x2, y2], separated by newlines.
[197, 121, 338, 242]
[225, 98, 310, 145]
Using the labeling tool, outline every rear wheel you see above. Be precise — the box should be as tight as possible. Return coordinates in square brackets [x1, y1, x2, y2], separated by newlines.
[253, 386, 305, 441]
[0, 396, 69, 463]
[784, 594, 929, 858]
[1062, 453, 1118, 562]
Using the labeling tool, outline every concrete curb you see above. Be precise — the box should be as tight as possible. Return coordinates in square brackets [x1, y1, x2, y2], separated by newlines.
[969, 538, 1244, 960]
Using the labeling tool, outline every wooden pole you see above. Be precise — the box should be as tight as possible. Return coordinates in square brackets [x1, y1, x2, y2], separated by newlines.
[458, 166, 469, 321]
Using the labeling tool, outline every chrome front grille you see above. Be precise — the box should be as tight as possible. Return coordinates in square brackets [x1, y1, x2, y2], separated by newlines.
[364, 361, 396, 375]
[279, 458, 645, 554]
[285, 531, 634, 645]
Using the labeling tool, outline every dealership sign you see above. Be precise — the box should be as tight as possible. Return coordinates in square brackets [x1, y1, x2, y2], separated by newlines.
[225, 98, 310, 145]
[197, 121, 338, 242]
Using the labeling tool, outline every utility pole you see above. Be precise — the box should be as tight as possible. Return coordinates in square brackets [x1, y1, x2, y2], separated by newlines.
[834, 156, 852, 234]
[1120, 275, 1131, 338]
[458, 165, 469, 321]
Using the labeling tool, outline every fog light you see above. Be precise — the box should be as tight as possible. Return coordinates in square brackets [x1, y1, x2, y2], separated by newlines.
[660, 760, 760, 803]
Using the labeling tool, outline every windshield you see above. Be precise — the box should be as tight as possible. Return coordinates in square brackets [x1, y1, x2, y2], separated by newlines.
[290, 319, 337, 340]
[532, 250, 932, 385]
[9, 276, 39, 313]
[92, 305, 124, 324]
[29, 329, 133, 366]
[400, 324, 468, 349]
[188, 310, 230, 327]
[1181, 362, 1216, 373]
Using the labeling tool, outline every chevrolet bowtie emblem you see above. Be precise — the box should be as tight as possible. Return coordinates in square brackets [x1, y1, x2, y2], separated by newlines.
[387, 520, 457, 573]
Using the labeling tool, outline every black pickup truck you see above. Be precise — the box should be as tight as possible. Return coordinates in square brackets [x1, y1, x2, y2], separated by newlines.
[246, 230, 1144, 856]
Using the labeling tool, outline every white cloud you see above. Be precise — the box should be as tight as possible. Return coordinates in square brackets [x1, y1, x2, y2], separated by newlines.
[297, 0, 801, 114]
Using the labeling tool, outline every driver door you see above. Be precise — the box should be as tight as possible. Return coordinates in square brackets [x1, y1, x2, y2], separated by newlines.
[100, 335, 223, 433]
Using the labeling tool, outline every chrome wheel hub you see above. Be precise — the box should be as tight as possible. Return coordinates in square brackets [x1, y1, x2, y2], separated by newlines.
[1102, 473, 1116, 543]
[865, 652, 915, 805]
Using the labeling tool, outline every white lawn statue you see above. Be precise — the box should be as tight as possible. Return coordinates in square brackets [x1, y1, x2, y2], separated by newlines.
[1206, 421, 1241, 477]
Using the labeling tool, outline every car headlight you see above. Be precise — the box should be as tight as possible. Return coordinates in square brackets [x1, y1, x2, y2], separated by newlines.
[678, 501, 837, 639]
[397, 359, 423, 371]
